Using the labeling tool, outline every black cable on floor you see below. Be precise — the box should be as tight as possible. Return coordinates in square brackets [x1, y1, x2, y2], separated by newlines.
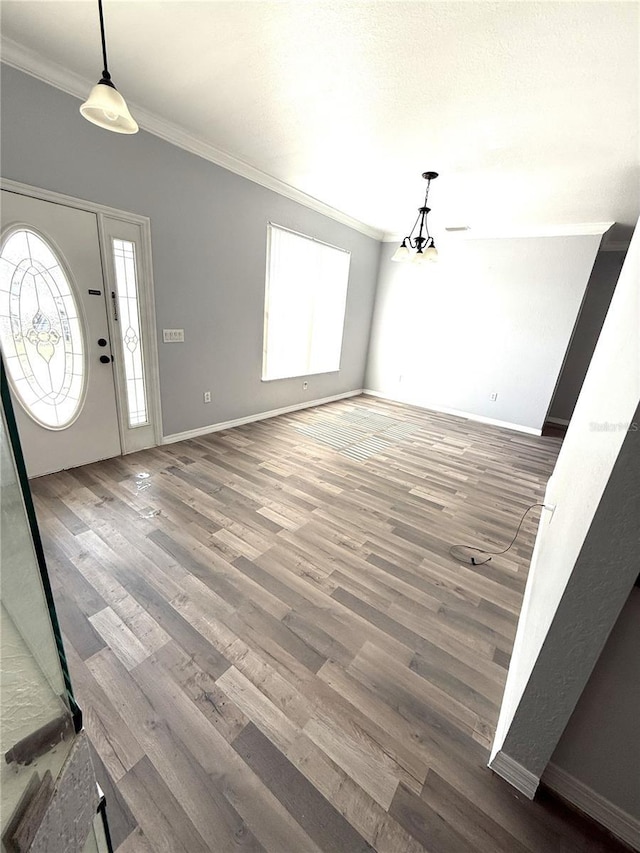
[449, 503, 546, 566]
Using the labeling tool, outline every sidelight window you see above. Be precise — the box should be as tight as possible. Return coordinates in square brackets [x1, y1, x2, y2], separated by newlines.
[112, 239, 148, 427]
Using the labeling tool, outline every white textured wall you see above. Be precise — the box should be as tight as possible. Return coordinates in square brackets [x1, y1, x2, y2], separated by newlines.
[365, 235, 601, 431]
[490, 220, 640, 776]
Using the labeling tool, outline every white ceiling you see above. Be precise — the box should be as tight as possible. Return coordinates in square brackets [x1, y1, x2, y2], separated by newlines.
[1, 1, 638, 241]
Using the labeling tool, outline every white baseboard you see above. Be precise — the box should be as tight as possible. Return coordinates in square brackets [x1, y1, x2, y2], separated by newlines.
[489, 751, 540, 799]
[543, 762, 640, 851]
[362, 389, 542, 436]
[161, 389, 363, 445]
[545, 416, 570, 426]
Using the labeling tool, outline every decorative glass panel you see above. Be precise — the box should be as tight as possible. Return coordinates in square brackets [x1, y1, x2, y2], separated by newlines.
[0, 229, 85, 429]
[112, 239, 148, 427]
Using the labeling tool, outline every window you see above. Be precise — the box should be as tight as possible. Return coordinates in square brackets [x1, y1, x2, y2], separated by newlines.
[112, 239, 149, 427]
[262, 224, 350, 381]
[0, 228, 85, 429]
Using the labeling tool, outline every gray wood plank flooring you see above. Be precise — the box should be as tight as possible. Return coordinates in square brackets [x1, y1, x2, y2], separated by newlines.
[31, 396, 626, 851]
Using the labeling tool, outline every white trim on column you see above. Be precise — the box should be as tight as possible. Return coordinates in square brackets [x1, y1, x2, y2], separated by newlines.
[0, 40, 382, 241]
[162, 390, 363, 445]
[489, 751, 540, 799]
[362, 390, 542, 436]
[543, 762, 640, 851]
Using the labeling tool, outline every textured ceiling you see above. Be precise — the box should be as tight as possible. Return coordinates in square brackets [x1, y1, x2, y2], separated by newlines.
[1, 1, 638, 241]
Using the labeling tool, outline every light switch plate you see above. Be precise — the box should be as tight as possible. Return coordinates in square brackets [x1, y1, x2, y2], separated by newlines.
[163, 329, 184, 343]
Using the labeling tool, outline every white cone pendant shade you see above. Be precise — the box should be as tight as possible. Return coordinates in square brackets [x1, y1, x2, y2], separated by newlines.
[81, 0, 138, 134]
[424, 245, 438, 261]
[391, 243, 411, 262]
[80, 80, 138, 134]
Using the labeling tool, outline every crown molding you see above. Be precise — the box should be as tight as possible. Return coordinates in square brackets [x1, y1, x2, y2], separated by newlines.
[0, 38, 384, 241]
[382, 222, 615, 242]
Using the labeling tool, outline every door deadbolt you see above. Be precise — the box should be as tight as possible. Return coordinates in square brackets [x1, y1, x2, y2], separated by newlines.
[98, 338, 108, 347]
[99, 355, 111, 364]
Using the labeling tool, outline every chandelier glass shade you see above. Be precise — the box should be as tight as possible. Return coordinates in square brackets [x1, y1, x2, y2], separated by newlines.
[80, 0, 138, 134]
[392, 171, 439, 264]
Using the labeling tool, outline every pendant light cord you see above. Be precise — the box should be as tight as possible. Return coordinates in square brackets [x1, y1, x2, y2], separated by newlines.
[97, 0, 111, 80]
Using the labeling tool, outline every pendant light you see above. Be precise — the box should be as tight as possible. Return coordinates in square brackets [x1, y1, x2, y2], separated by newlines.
[392, 171, 439, 263]
[80, 0, 138, 134]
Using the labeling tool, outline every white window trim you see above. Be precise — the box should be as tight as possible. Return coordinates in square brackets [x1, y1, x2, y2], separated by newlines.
[0, 178, 163, 453]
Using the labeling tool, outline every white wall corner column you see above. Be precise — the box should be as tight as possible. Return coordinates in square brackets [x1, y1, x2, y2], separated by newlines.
[489, 221, 640, 820]
[490, 419, 639, 783]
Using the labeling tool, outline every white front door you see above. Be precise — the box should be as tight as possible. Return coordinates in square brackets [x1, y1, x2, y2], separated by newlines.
[0, 190, 122, 477]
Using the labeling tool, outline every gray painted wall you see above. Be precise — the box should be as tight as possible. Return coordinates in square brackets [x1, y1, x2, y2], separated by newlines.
[548, 250, 626, 423]
[365, 236, 601, 431]
[550, 587, 640, 820]
[0, 65, 381, 436]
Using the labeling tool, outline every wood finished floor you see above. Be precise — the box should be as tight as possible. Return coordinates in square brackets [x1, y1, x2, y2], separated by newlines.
[31, 396, 626, 853]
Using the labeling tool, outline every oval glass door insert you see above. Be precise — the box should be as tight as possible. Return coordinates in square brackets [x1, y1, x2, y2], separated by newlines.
[0, 228, 85, 429]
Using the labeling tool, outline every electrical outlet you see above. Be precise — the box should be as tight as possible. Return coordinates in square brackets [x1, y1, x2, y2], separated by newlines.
[543, 502, 556, 522]
[163, 328, 185, 343]
[490, 392, 498, 401]
[203, 391, 211, 403]
[303, 381, 309, 390]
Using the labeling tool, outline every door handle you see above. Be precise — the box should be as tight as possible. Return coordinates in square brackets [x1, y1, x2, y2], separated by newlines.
[99, 355, 112, 364]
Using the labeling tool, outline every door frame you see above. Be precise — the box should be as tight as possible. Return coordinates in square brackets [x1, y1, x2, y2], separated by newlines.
[1, 178, 163, 453]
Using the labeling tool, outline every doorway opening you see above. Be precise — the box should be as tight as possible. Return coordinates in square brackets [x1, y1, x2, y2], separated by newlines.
[543, 249, 626, 438]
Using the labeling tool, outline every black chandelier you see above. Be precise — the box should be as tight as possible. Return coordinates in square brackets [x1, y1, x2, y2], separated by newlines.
[392, 171, 439, 264]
